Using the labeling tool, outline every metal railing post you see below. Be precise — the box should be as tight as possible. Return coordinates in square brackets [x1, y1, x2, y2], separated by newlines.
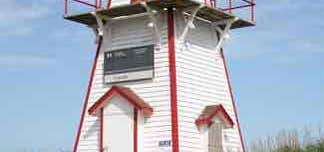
[64, 0, 68, 15]
[228, 0, 232, 13]
[107, 0, 112, 9]
[251, 0, 255, 22]
[95, 0, 101, 9]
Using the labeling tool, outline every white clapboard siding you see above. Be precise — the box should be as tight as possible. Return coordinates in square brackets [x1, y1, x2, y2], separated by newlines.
[175, 12, 243, 152]
[77, 14, 171, 152]
[109, 0, 130, 7]
[76, 9, 244, 152]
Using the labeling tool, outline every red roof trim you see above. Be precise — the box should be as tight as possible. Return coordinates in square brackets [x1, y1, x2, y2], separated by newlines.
[195, 104, 234, 128]
[88, 85, 153, 116]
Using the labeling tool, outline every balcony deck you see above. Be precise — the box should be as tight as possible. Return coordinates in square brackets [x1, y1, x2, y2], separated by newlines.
[64, 0, 254, 29]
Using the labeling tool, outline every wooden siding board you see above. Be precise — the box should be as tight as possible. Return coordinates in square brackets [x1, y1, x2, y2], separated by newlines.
[176, 13, 243, 152]
[76, 14, 172, 152]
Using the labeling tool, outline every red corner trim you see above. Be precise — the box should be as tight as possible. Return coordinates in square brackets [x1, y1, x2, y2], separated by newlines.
[167, 8, 179, 152]
[134, 108, 138, 152]
[220, 49, 246, 152]
[88, 85, 153, 116]
[195, 104, 234, 128]
[72, 36, 103, 152]
[100, 108, 104, 152]
[107, 0, 112, 9]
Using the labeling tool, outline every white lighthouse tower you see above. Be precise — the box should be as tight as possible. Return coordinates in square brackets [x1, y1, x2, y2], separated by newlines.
[64, 0, 255, 152]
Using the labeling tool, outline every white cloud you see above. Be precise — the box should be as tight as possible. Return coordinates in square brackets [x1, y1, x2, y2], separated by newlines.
[226, 0, 324, 63]
[0, 0, 51, 36]
[0, 54, 57, 70]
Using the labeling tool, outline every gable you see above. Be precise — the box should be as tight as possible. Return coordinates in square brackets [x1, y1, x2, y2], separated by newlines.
[88, 85, 153, 116]
[195, 104, 234, 128]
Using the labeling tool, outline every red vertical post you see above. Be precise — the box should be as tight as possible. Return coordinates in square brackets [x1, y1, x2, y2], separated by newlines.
[220, 49, 246, 152]
[167, 8, 179, 152]
[64, 0, 68, 15]
[251, 0, 255, 22]
[107, 0, 112, 9]
[95, 0, 101, 9]
[228, 0, 232, 13]
[72, 36, 103, 152]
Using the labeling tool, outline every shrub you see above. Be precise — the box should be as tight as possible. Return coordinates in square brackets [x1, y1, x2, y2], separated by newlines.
[249, 125, 324, 152]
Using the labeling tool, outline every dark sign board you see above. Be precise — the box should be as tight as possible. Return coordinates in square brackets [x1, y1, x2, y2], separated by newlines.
[103, 45, 154, 83]
[104, 45, 154, 74]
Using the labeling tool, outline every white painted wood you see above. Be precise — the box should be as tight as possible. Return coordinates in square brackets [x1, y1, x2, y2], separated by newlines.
[77, 13, 171, 152]
[76, 8, 244, 152]
[175, 11, 244, 152]
[103, 96, 134, 152]
[110, 0, 130, 7]
[138, 111, 145, 152]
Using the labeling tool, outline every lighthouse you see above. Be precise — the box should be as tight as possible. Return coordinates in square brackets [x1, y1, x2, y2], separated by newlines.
[64, 0, 255, 152]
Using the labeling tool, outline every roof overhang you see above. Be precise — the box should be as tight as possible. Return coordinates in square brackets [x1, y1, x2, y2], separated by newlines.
[64, 0, 254, 29]
[195, 104, 234, 128]
[88, 85, 153, 116]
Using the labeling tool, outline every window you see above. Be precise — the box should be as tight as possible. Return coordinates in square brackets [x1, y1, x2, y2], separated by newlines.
[104, 45, 154, 74]
[208, 122, 223, 152]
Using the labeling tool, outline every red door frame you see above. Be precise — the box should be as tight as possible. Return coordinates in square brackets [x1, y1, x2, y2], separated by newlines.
[99, 107, 139, 152]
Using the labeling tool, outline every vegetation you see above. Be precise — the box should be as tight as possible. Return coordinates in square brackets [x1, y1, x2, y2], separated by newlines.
[249, 126, 324, 152]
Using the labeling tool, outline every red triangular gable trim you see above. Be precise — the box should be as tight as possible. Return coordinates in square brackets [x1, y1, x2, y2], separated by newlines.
[88, 85, 153, 116]
[195, 104, 234, 128]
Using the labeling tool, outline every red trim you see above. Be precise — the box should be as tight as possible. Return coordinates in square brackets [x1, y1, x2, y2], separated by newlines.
[64, 0, 68, 15]
[95, 0, 101, 8]
[88, 85, 153, 116]
[167, 8, 179, 152]
[251, 0, 255, 22]
[228, 0, 232, 13]
[134, 108, 138, 152]
[100, 108, 104, 152]
[72, 36, 103, 152]
[195, 104, 234, 128]
[221, 4, 252, 11]
[72, 0, 97, 8]
[107, 0, 112, 9]
[99, 101, 138, 152]
[220, 49, 246, 152]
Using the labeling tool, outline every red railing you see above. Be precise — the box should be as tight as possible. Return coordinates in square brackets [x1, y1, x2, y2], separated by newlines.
[64, 0, 109, 15]
[206, 0, 255, 22]
[64, 0, 255, 22]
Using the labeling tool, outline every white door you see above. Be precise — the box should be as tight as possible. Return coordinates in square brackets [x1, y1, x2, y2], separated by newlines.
[103, 97, 134, 152]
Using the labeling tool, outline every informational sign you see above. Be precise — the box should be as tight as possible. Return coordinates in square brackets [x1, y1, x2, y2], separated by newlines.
[104, 45, 154, 83]
[159, 140, 171, 147]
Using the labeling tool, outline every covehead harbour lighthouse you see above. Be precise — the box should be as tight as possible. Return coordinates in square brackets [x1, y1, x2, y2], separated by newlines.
[64, 0, 255, 152]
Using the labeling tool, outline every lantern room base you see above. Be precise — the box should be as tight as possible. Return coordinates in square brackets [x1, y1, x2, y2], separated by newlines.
[64, 0, 254, 29]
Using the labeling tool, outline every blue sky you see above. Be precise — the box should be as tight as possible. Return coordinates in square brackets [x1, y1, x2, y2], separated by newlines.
[0, 0, 323, 151]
